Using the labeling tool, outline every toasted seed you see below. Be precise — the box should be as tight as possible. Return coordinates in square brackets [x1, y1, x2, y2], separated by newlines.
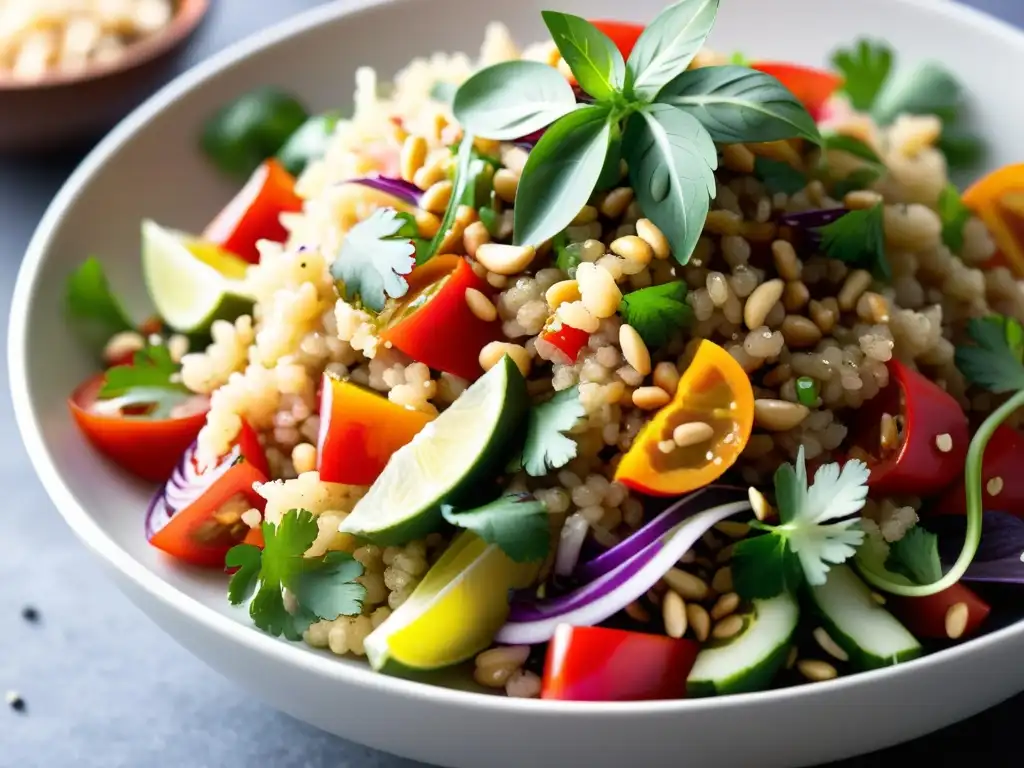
[748, 487, 774, 522]
[785, 646, 799, 669]
[686, 603, 711, 642]
[662, 590, 688, 638]
[493, 169, 520, 203]
[557, 301, 600, 333]
[935, 433, 953, 453]
[711, 566, 733, 594]
[400, 135, 428, 182]
[870, 591, 887, 606]
[754, 399, 810, 432]
[455, 205, 478, 228]
[987, 476, 1005, 497]
[611, 235, 654, 266]
[420, 179, 453, 214]
[715, 520, 751, 539]
[763, 363, 792, 388]
[838, 269, 873, 311]
[619, 324, 652, 376]
[103, 330, 146, 365]
[844, 189, 883, 210]
[600, 187, 635, 218]
[571, 205, 599, 226]
[672, 421, 715, 447]
[633, 386, 671, 410]
[711, 614, 744, 640]
[716, 543, 735, 564]
[636, 218, 671, 259]
[945, 601, 970, 639]
[705, 210, 742, 236]
[545, 279, 581, 310]
[658, 439, 677, 454]
[479, 342, 531, 377]
[710, 592, 740, 621]
[783, 281, 810, 312]
[462, 220, 490, 258]
[576, 262, 623, 318]
[780, 315, 823, 348]
[741, 221, 779, 243]
[721, 143, 756, 173]
[771, 240, 802, 281]
[475, 243, 537, 275]
[413, 157, 448, 190]
[808, 299, 837, 334]
[797, 659, 838, 682]
[653, 362, 680, 395]
[857, 291, 891, 324]
[880, 412, 899, 452]
[744, 279, 785, 330]
[813, 627, 850, 662]
[663, 567, 709, 601]
[465, 288, 497, 322]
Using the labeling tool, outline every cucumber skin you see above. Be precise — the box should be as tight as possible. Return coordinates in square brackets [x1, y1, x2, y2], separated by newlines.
[687, 637, 795, 697]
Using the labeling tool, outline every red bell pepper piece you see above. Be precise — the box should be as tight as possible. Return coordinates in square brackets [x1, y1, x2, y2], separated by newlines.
[380, 255, 503, 381]
[317, 374, 434, 485]
[203, 158, 304, 264]
[849, 359, 969, 498]
[888, 582, 991, 641]
[541, 624, 700, 702]
[590, 20, 645, 61]
[749, 62, 844, 122]
[931, 425, 1024, 518]
[538, 319, 590, 366]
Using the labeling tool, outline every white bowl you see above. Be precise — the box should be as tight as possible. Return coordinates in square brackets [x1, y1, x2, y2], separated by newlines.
[10, 1, 1024, 766]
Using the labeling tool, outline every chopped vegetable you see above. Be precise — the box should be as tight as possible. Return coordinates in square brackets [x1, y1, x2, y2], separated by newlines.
[617, 281, 692, 348]
[542, 625, 700, 701]
[276, 111, 341, 177]
[748, 62, 843, 122]
[830, 39, 892, 111]
[441, 493, 550, 563]
[754, 156, 807, 195]
[815, 203, 890, 281]
[509, 386, 586, 477]
[316, 374, 434, 486]
[330, 207, 417, 312]
[614, 340, 754, 496]
[934, 425, 1024, 519]
[961, 163, 1024, 276]
[65, 257, 135, 360]
[553, 230, 581, 277]
[227, 509, 366, 640]
[538, 319, 590, 366]
[588, 19, 644, 62]
[888, 582, 990, 641]
[201, 87, 309, 180]
[937, 183, 972, 253]
[795, 376, 819, 407]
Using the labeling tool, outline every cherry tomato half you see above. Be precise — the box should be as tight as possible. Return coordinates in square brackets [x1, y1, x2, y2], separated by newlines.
[932, 425, 1024, 518]
[590, 20, 645, 62]
[750, 62, 844, 122]
[888, 582, 991, 641]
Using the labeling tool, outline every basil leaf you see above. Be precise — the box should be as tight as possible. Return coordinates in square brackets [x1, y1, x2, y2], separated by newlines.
[626, 0, 720, 100]
[624, 104, 717, 265]
[871, 60, 961, 126]
[658, 65, 820, 144]
[542, 11, 625, 102]
[823, 133, 883, 166]
[453, 60, 578, 141]
[513, 105, 613, 248]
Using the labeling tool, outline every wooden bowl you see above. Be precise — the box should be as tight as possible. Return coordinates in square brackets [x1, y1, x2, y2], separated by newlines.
[0, 0, 211, 154]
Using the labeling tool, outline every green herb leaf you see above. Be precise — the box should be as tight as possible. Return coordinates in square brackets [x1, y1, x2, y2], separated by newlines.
[618, 281, 692, 347]
[830, 39, 893, 112]
[441, 494, 550, 563]
[430, 81, 458, 105]
[625, 104, 717, 265]
[453, 60, 579, 141]
[830, 167, 883, 199]
[823, 133, 883, 166]
[65, 257, 135, 359]
[100, 346, 183, 392]
[816, 203, 890, 281]
[479, 206, 501, 238]
[430, 133, 480, 262]
[330, 207, 417, 312]
[885, 526, 943, 585]
[457, 152, 498, 210]
[625, 0, 720, 100]
[227, 509, 365, 640]
[658, 65, 820, 144]
[820, 134, 886, 197]
[553, 231, 581, 277]
[594, 134, 625, 192]
[518, 386, 587, 477]
[513, 105, 613, 248]
[937, 183, 972, 254]
[542, 11, 625, 102]
[276, 111, 342, 177]
[938, 132, 986, 173]
[871, 60, 962, 126]
[955, 315, 1024, 394]
[754, 157, 807, 195]
[732, 531, 804, 600]
[773, 461, 803, 525]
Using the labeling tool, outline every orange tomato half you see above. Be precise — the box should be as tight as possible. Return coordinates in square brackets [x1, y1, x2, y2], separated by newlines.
[962, 163, 1024, 276]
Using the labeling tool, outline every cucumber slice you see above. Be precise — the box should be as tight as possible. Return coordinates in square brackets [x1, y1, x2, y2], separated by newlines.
[687, 592, 799, 697]
[807, 565, 921, 670]
[339, 355, 528, 545]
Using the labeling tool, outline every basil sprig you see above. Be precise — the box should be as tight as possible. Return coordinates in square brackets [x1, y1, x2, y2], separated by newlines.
[452, 0, 821, 265]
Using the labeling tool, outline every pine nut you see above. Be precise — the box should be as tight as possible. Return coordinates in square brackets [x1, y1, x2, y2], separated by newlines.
[844, 189, 883, 210]
[945, 601, 970, 639]
[748, 487, 774, 522]
[704, 210, 743, 236]
[710, 592, 740, 621]
[413, 158, 448, 190]
[743, 279, 785, 330]
[633, 386, 671, 410]
[987, 476, 1005, 497]
[455, 205, 478, 227]
[600, 187, 635, 219]
[415, 210, 441, 239]
[714, 521, 750, 539]
[500, 146, 530, 175]
[686, 603, 711, 642]
[492, 169, 519, 203]
[557, 301, 600, 333]
[857, 291, 890, 324]
[636, 218, 671, 259]
[571, 205, 599, 226]
[619, 324, 652, 376]
[797, 659, 838, 682]
[421, 180, 453, 214]
[754, 399, 810, 432]
[653, 362, 680, 395]
[479, 342, 531, 377]
[838, 269, 873, 311]
[663, 568, 709, 601]
[808, 299, 837, 334]
[400, 135, 427, 182]
[711, 614, 744, 640]
[721, 143, 756, 173]
[780, 315, 823, 348]
[870, 591, 887, 605]
[741, 221, 779, 244]
[880, 413, 899, 452]
[476, 644, 531, 671]
[763, 363, 792, 388]
[465, 288, 497, 322]
[662, 590, 687, 638]
[771, 240, 802, 281]
[290, 443, 317, 474]
[712, 566, 733, 594]
[813, 627, 850, 662]
[576, 262, 623, 319]
[462, 221, 490, 258]
[611, 235, 653, 266]
[103, 330, 145, 364]
[716, 543, 735, 564]
[783, 281, 810, 312]
[545, 279, 581, 310]
[935, 433, 953, 453]
[673, 422, 714, 447]
[475, 243, 537, 275]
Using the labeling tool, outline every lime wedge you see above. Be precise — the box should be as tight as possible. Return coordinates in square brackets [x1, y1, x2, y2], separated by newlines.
[141, 219, 254, 334]
[339, 355, 528, 545]
[364, 530, 539, 671]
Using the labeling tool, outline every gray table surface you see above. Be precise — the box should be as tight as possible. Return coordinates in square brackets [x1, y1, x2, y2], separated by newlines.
[3, 1, 1024, 766]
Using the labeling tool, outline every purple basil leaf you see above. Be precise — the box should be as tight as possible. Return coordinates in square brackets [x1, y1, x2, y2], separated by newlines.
[347, 176, 424, 207]
[780, 207, 849, 232]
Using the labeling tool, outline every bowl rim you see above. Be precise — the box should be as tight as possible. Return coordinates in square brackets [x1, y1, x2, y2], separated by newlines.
[0, 0, 211, 92]
[10, 0, 1024, 717]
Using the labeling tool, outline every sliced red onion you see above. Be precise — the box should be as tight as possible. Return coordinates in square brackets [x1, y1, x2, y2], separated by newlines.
[555, 512, 590, 577]
[575, 485, 748, 583]
[495, 499, 751, 645]
[779, 207, 848, 232]
[345, 176, 424, 207]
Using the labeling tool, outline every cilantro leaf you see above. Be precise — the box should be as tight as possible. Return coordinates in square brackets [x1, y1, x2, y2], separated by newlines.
[226, 509, 365, 640]
[871, 60, 962, 126]
[65, 257, 135, 359]
[732, 532, 804, 600]
[518, 386, 586, 477]
[441, 494, 550, 563]
[618, 281, 692, 348]
[830, 39, 893, 112]
[754, 156, 807, 195]
[885, 526, 942, 585]
[553, 231, 581, 278]
[937, 183, 972, 253]
[816, 203, 890, 281]
[955, 316, 1024, 394]
[330, 207, 417, 312]
[97, 345, 192, 419]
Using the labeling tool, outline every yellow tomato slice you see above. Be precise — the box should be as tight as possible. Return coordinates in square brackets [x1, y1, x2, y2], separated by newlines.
[614, 340, 754, 497]
[962, 163, 1024, 276]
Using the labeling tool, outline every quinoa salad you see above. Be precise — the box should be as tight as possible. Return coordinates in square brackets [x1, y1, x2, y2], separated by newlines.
[65, 1, 1024, 702]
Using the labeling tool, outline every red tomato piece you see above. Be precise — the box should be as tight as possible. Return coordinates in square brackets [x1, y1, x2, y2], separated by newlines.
[538, 320, 590, 366]
[932, 425, 1024, 518]
[750, 62, 844, 122]
[590, 20, 645, 61]
[888, 582, 991, 641]
[203, 159, 304, 264]
[69, 372, 208, 484]
[541, 624, 700, 702]
[380, 255, 504, 381]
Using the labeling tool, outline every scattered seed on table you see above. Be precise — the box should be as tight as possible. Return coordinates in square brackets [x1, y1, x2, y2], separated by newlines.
[813, 627, 850, 662]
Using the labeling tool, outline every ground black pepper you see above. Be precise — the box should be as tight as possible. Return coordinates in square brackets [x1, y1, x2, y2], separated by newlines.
[20, 605, 39, 623]
[5, 691, 25, 713]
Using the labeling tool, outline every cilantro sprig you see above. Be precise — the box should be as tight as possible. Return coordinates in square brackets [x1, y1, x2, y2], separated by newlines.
[815, 203, 890, 281]
[228, 509, 366, 640]
[452, 1, 820, 265]
[954, 315, 1024, 394]
[330, 207, 418, 312]
[65, 257, 136, 360]
[618, 281, 692, 348]
[441, 493, 550, 563]
[97, 345, 193, 419]
[509, 385, 586, 477]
